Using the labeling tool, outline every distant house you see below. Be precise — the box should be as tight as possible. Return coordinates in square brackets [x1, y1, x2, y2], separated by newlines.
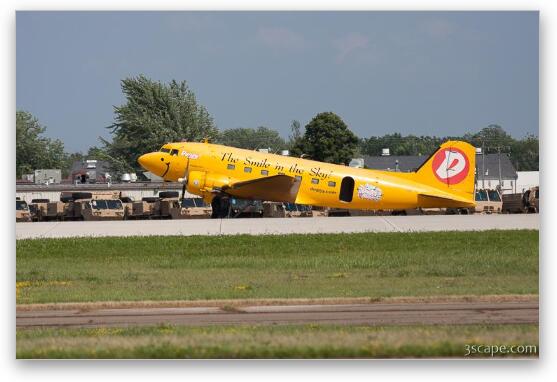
[69, 159, 112, 184]
[362, 152, 518, 194]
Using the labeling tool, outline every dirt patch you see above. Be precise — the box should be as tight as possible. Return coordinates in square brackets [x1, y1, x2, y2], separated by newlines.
[16, 294, 538, 312]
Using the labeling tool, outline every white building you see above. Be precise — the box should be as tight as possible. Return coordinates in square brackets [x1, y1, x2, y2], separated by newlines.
[515, 171, 539, 193]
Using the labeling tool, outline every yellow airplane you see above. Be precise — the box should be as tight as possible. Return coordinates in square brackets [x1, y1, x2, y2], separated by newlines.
[138, 140, 476, 218]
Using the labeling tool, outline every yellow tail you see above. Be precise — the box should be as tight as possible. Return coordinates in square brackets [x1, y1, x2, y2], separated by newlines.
[414, 141, 476, 205]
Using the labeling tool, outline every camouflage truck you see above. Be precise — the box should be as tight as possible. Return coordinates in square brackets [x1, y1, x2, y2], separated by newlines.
[119, 196, 135, 219]
[229, 198, 264, 218]
[169, 197, 212, 219]
[16, 198, 31, 222]
[523, 186, 539, 213]
[60, 191, 125, 221]
[28, 198, 50, 222]
[283, 203, 313, 218]
[471, 189, 503, 214]
[127, 196, 160, 219]
[502, 186, 539, 214]
[262, 202, 286, 218]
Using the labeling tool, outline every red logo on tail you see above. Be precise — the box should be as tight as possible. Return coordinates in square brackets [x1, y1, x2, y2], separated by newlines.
[431, 147, 470, 185]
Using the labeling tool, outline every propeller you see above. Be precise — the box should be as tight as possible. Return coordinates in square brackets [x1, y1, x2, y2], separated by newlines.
[179, 158, 190, 202]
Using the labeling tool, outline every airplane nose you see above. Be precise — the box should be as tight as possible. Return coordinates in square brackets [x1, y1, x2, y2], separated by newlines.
[137, 152, 163, 175]
[138, 153, 150, 169]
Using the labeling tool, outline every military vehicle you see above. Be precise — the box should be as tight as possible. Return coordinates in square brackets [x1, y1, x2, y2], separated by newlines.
[60, 191, 125, 221]
[228, 198, 264, 218]
[502, 186, 539, 214]
[169, 197, 212, 219]
[16, 198, 31, 222]
[262, 202, 286, 218]
[127, 196, 160, 219]
[283, 203, 313, 218]
[472, 189, 502, 214]
[28, 198, 50, 221]
[119, 196, 135, 219]
[523, 186, 539, 213]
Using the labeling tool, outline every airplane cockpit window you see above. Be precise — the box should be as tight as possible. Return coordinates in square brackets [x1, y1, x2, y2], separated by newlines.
[170, 149, 179, 156]
[160, 148, 171, 153]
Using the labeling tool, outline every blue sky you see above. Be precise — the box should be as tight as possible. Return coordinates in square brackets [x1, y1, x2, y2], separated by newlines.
[16, 11, 538, 152]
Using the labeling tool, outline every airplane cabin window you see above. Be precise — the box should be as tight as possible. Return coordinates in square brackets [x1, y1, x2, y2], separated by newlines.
[244, 167, 252, 173]
[261, 169, 269, 176]
[328, 181, 336, 187]
[227, 164, 235, 170]
[311, 178, 319, 184]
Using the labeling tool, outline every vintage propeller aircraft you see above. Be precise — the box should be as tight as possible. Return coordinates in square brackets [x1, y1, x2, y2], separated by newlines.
[138, 140, 476, 218]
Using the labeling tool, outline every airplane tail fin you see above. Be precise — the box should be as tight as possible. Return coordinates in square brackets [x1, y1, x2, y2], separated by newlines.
[413, 141, 476, 205]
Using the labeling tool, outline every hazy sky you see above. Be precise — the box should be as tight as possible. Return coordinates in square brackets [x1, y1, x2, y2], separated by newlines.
[16, 11, 538, 152]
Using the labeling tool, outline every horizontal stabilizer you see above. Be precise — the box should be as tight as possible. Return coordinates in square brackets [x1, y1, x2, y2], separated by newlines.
[417, 193, 475, 208]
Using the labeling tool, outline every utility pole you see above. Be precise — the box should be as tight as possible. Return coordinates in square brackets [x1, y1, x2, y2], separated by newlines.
[497, 146, 502, 191]
[481, 140, 485, 189]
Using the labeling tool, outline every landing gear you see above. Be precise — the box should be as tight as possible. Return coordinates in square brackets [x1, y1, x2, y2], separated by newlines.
[211, 195, 231, 219]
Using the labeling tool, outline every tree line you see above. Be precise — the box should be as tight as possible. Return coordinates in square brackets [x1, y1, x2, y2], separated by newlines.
[16, 75, 539, 180]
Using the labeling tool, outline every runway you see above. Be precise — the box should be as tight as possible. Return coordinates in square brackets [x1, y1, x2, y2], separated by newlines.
[17, 301, 538, 329]
[16, 214, 539, 239]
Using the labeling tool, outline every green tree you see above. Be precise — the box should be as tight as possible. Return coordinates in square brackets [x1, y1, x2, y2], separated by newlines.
[103, 75, 219, 172]
[510, 134, 539, 171]
[463, 124, 515, 152]
[219, 126, 286, 152]
[360, 134, 443, 157]
[16, 110, 67, 178]
[294, 112, 358, 164]
[288, 120, 304, 155]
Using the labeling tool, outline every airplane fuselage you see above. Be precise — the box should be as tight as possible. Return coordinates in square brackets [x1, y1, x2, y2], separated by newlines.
[138, 141, 475, 210]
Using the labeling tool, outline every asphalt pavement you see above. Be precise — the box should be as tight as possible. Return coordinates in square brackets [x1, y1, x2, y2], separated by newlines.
[16, 214, 539, 239]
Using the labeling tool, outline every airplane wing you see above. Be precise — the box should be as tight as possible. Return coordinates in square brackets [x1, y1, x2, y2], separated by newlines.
[222, 175, 302, 203]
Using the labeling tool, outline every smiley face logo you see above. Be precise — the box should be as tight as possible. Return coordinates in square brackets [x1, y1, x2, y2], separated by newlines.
[431, 147, 470, 185]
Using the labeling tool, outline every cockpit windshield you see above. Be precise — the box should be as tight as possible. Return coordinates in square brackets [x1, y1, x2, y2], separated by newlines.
[160, 147, 171, 153]
[16, 200, 28, 210]
[475, 190, 488, 202]
[487, 190, 501, 202]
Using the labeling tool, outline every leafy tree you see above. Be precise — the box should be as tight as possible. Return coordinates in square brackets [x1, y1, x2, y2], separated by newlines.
[463, 124, 515, 152]
[288, 120, 304, 155]
[360, 134, 443, 157]
[510, 134, 539, 171]
[294, 112, 359, 164]
[219, 126, 286, 152]
[359, 124, 538, 172]
[103, 75, 219, 172]
[16, 111, 67, 178]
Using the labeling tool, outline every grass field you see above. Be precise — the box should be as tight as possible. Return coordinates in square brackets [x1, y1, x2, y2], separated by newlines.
[16, 230, 539, 304]
[16, 323, 539, 359]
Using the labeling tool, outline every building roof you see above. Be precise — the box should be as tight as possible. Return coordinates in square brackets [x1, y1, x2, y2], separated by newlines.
[362, 153, 517, 180]
[68, 159, 112, 179]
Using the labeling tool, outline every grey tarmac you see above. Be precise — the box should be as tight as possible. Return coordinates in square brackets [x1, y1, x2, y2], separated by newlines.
[16, 214, 539, 239]
[17, 301, 539, 329]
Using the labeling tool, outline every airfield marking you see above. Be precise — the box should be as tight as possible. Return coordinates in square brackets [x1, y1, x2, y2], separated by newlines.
[17, 301, 539, 329]
[16, 214, 539, 239]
